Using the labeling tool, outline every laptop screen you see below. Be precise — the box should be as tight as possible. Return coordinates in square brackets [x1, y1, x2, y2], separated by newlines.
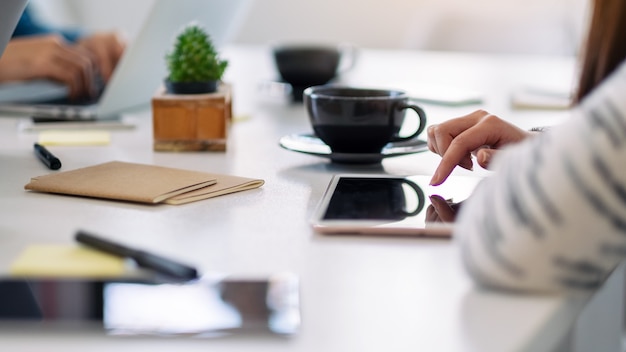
[0, 0, 28, 57]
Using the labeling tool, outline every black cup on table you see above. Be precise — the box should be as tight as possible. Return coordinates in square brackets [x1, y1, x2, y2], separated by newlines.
[304, 86, 427, 154]
[273, 44, 357, 102]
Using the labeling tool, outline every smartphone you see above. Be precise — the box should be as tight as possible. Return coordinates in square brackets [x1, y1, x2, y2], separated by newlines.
[0, 273, 300, 336]
[311, 174, 483, 237]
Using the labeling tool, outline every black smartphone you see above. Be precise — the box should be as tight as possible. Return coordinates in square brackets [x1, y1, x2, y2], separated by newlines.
[0, 274, 300, 336]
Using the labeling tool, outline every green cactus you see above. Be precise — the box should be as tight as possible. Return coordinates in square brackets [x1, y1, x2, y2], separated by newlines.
[166, 24, 228, 82]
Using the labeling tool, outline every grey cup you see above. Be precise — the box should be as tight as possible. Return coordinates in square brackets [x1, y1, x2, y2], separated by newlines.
[273, 44, 357, 101]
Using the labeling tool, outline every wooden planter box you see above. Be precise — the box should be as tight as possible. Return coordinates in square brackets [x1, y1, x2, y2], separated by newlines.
[152, 83, 232, 151]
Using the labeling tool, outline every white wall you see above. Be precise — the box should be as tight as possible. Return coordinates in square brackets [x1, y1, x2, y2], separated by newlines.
[32, 0, 154, 41]
[31, 0, 589, 55]
[233, 0, 588, 55]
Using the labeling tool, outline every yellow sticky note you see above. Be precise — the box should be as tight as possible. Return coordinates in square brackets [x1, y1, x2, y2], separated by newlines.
[10, 245, 126, 278]
[38, 130, 111, 146]
[232, 114, 251, 123]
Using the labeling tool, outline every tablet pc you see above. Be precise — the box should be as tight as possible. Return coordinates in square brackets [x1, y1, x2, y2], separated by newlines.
[311, 174, 483, 237]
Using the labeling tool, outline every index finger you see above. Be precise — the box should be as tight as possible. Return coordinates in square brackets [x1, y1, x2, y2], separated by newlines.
[428, 195, 456, 222]
[430, 125, 494, 185]
[428, 110, 491, 158]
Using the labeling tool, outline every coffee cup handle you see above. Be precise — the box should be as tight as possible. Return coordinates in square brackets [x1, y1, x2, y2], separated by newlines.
[392, 103, 427, 142]
[337, 43, 358, 75]
[397, 179, 426, 217]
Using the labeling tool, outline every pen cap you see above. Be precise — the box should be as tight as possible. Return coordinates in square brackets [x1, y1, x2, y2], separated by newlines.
[34, 143, 62, 170]
[134, 251, 198, 280]
[49, 158, 62, 170]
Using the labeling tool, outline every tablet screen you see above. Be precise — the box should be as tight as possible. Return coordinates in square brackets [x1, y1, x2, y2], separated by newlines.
[313, 175, 482, 236]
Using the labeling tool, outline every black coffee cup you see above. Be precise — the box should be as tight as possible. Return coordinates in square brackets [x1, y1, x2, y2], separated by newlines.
[304, 86, 427, 154]
[273, 44, 357, 101]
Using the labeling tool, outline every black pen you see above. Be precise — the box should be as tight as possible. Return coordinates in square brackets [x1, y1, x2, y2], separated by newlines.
[34, 143, 62, 170]
[75, 230, 199, 280]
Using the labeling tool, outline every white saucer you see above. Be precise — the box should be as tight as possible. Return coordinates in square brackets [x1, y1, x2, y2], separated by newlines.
[279, 133, 428, 164]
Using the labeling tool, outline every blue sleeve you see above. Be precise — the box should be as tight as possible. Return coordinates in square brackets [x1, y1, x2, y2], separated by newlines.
[11, 4, 83, 43]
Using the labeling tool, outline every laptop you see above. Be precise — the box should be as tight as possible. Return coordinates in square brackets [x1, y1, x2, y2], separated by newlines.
[0, 0, 27, 57]
[0, 0, 252, 120]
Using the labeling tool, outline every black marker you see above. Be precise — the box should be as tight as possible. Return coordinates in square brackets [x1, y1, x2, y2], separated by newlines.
[33, 143, 62, 170]
[75, 230, 199, 280]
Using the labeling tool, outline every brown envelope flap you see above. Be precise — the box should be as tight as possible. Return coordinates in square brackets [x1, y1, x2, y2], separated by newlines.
[164, 173, 264, 205]
[24, 161, 217, 204]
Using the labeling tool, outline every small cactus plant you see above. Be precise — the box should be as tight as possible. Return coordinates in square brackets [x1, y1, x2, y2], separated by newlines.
[165, 23, 227, 93]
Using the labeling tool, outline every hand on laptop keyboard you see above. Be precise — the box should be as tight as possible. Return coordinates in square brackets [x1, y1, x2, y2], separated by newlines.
[0, 34, 98, 100]
[76, 32, 126, 83]
[0, 32, 125, 101]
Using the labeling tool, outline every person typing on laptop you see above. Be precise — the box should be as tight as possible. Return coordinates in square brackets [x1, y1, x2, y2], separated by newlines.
[0, 0, 250, 119]
[0, 3, 126, 100]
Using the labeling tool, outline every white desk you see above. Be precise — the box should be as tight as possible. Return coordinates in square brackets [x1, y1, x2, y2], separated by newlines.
[0, 45, 622, 352]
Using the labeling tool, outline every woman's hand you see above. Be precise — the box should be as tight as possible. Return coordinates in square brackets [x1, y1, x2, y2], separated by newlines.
[76, 31, 126, 82]
[0, 34, 97, 99]
[425, 195, 461, 223]
[427, 110, 532, 186]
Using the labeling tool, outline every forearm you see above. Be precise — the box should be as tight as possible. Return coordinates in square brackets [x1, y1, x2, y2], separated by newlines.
[455, 60, 626, 293]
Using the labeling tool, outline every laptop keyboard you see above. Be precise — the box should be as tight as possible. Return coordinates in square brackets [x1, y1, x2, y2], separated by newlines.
[40, 74, 106, 106]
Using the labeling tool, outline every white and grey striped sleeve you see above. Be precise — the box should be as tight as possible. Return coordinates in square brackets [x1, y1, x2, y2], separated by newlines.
[454, 60, 626, 293]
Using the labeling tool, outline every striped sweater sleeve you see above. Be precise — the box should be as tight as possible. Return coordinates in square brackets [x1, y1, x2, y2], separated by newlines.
[454, 60, 626, 293]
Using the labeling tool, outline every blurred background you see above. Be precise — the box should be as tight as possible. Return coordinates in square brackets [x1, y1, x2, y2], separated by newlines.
[31, 0, 589, 56]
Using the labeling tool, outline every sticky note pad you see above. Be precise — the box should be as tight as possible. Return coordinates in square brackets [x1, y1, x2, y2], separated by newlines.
[10, 245, 126, 278]
[38, 130, 111, 146]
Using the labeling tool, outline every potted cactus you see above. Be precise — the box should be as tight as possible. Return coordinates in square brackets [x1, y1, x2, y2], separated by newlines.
[165, 23, 228, 94]
[152, 22, 233, 152]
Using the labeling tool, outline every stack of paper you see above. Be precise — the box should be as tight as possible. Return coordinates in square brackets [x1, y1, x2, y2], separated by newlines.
[24, 161, 264, 205]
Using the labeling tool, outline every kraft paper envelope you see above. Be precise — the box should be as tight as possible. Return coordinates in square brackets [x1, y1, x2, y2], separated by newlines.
[10, 244, 126, 278]
[165, 173, 265, 205]
[24, 161, 217, 204]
